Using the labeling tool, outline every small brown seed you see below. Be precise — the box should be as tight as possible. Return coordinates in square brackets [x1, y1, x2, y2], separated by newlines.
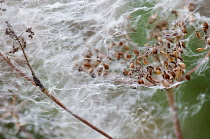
[185, 75, 190, 81]
[133, 49, 140, 55]
[136, 60, 141, 65]
[196, 31, 203, 39]
[126, 55, 132, 59]
[143, 58, 148, 65]
[152, 47, 158, 54]
[103, 64, 109, 70]
[196, 48, 205, 51]
[181, 41, 186, 48]
[83, 62, 91, 68]
[123, 69, 128, 75]
[124, 45, 129, 50]
[130, 62, 135, 69]
[137, 79, 144, 84]
[203, 22, 208, 33]
[154, 70, 161, 75]
[163, 71, 170, 80]
[178, 62, 186, 69]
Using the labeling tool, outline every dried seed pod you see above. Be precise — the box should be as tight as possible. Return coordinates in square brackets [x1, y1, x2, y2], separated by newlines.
[123, 69, 129, 75]
[133, 49, 140, 55]
[152, 47, 158, 54]
[166, 38, 173, 43]
[171, 10, 178, 16]
[164, 60, 169, 69]
[147, 66, 154, 70]
[175, 68, 183, 78]
[137, 56, 142, 61]
[136, 60, 141, 65]
[170, 71, 176, 77]
[103, 64, 109, 70]
[167, 43, 171, 48]
[160, 51, 167, 55]
[178, 62, 186, 69]
[185, 75, 190, 81]
[154, 70, 161, 75]
[137, 79, 144, 84]
[143, 58, 148, 65]
[168, 56, 175, 62]
[157, 37, 162, 43]
[181, 41, 186, 48]
[83, 62, 91, 68]
[196, 31, 203, 39]
[124, 45, 129, 50]
[106, 56, 112, 61]
[156, 67, 161, 71]
[182, 26, 187, 34]
[128, 70, 133, 76]
[119, 41, 123, 46]
[126, 55, 132, 59]
[196, 48, 205, 51]
[203, 22, 208, 33]
[115, 53, 120, 60]
[129, 62, 135, 69]
[162, 71, 170, 80]
[172, 50, 179, 58]
[94, 59, 101, 67]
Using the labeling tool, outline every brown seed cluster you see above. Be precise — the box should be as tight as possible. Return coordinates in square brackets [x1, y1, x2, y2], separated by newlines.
[76, 6, 207, 89]
[76, 48, 111, 78]
[5, 22, 35, 54]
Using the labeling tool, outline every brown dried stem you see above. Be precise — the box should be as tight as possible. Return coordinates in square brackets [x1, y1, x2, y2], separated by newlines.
[0, 51, 113, 139]
[166, 88, 182, 139]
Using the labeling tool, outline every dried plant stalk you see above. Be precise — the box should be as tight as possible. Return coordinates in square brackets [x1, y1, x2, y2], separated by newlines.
[166, 88, 182, 139]
[0, 51, 113, 139]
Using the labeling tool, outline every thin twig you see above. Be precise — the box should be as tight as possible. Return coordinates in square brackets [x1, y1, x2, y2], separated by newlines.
[17, 40, 35, 75]
[0, 51, 113, 139]
[166, 88, 182, 139]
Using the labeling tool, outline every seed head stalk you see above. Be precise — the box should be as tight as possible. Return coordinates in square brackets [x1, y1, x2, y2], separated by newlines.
[166, 88, 182, 139]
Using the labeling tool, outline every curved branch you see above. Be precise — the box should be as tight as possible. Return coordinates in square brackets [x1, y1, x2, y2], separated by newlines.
[0, 52, 113, 139]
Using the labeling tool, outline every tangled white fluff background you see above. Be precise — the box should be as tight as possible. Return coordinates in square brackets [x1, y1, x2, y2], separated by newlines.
[0, 0, 210, 139]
